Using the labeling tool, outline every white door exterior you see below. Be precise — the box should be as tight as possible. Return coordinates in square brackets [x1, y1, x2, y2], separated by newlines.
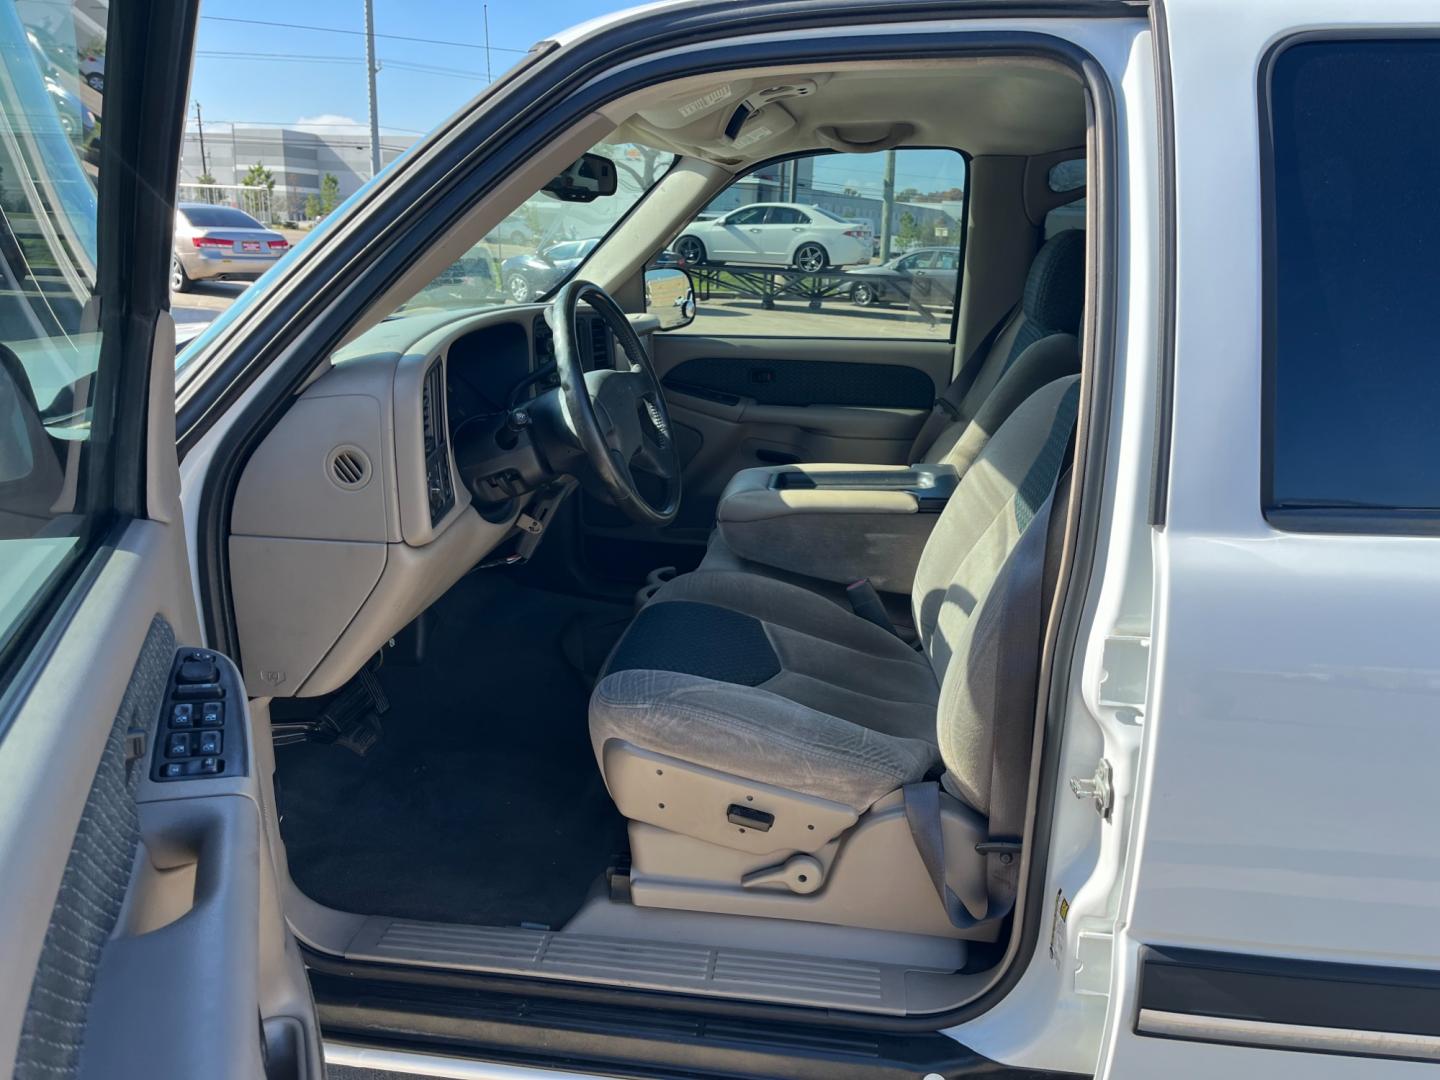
[1100, 1, 1440, 1076]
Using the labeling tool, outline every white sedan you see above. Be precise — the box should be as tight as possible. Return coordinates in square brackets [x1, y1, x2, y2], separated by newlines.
[674, 202, 872, 270]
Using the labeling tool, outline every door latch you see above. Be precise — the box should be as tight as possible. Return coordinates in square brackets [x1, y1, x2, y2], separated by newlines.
[1069, 758, 1113, 822]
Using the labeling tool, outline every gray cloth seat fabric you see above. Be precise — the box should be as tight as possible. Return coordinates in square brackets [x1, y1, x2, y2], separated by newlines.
[920, 228, 1085, 469]
[591, 375, 1081, 817]
[594, 571, 942, 810]
[698, 230, 1084, 591]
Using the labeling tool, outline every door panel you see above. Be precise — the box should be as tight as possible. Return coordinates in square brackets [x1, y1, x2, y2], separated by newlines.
[644, 334, 949, 537]
[0, 0, 322, 1076]
[1105, 3, 1440, 1076]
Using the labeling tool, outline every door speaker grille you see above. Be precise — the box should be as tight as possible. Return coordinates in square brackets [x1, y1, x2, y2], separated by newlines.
[327, 445, 371, 489]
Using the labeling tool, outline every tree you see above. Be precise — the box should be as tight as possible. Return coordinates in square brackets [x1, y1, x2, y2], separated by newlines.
[304, 193, 321, 220]
[605, 143, 667, 191]
[896, 211, 922, 251]
[197, 171, 219, 204]
[240, 162, 275, 219]
[319, 173, 341, 214]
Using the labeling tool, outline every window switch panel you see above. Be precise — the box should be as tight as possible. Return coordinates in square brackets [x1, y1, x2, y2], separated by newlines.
[151, 648, 247, 783]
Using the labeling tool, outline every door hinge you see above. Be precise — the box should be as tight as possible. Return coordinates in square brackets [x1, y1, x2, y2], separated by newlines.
[1069, 758, 1114, 822]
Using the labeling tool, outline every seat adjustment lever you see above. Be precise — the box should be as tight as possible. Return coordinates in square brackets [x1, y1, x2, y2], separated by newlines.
[726, 803, 775, 831]
[741, 854, 823, 894]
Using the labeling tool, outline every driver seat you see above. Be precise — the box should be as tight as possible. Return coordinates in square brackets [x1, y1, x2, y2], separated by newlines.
[588, 374, 1079, 938]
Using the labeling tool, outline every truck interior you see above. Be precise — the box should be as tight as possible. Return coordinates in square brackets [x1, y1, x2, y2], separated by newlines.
[230, 54, 1094, 1018]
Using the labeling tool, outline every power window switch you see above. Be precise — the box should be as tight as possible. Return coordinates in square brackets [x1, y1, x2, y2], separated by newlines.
[196, 730, 222, 756]
[166, 732, 192, 758]
[199, 757, 221, 776]
[199, 701, 224, 727]
[161, 762, 185, 778]
[173, 682, 223, 701]
[170, 703, 194, 728]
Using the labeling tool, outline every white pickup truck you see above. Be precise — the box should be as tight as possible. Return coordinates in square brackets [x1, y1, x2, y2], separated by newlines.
[1, 2, 1436, 1079]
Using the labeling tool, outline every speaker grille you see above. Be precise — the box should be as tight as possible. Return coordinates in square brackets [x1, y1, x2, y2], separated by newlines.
[327, 445, 371, 489]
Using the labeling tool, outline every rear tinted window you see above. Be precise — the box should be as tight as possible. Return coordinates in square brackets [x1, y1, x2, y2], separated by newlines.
[1264, 40, 1440, 523]
[180, 206, 264, 229]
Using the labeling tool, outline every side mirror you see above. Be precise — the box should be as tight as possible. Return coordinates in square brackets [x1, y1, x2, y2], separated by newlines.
[0, 344, 65, 534]
[644, 267, 696, 331]
[542, 152, 618, 203]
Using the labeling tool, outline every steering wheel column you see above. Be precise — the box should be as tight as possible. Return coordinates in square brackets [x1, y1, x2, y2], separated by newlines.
[552, 280, 681, 527]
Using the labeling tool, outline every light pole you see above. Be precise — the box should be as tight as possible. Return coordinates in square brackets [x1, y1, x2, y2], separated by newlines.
[364, 0, 381, 177]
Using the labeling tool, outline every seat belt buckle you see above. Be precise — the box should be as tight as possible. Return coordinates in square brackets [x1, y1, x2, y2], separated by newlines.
[845, 578, 899, 637]
[933, 397, 961, 421]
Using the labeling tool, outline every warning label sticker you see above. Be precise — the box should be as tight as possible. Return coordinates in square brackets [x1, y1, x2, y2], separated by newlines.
[1049, 889, 1070, 969]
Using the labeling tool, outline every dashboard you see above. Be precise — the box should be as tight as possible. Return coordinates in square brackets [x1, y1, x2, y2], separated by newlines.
[227, 304, 626, 700]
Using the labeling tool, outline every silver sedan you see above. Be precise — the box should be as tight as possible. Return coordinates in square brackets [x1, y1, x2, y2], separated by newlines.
[171, 203, 290, 292]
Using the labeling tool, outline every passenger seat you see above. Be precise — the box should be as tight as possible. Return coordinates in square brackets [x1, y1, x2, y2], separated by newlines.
[697, 229, 1085, 593]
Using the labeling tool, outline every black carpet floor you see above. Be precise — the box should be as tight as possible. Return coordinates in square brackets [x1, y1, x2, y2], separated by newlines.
[274, 574, 632, 928]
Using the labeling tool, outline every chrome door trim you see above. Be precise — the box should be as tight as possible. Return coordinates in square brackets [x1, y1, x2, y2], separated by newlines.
[1138, 1008, 1440, 1062]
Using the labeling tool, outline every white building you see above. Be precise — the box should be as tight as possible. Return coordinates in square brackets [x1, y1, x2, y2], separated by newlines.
[178, 124, 418, 219]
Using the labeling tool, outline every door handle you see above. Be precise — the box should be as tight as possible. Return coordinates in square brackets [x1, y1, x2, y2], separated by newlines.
[748, 228, 762, 233]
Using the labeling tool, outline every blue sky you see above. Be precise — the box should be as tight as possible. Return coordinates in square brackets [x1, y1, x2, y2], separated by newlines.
[186, 0, 968, 199]
[188, 0, 633, 138]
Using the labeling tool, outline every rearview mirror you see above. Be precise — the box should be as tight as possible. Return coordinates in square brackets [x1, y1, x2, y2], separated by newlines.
[543, 152, 618, 203]
[644, 267, 696, 331]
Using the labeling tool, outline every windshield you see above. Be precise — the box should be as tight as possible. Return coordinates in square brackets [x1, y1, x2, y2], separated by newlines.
[391, 140, 674, 317]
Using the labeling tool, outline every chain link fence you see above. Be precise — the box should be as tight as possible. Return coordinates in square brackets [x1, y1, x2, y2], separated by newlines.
[175, 183, 279, 224]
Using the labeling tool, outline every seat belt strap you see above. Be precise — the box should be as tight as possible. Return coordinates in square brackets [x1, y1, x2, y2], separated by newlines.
[909, 302, 1021, 460]
[902, 467, 1071, 928]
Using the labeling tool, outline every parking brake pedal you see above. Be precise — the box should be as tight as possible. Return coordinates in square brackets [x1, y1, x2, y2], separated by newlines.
[271, 659, 389, 753]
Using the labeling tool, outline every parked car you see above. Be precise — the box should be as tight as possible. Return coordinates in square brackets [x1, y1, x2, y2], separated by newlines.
[43, 73, 94, 147]
[486, 210, 536, 247]
[845, 245, 960, 306]
[77, 51, 104, 92]
[409, 248, 501, 308]
[500, 237, 600, 303]
[170, 203, 290, 292]
[674, 201, 873, 270]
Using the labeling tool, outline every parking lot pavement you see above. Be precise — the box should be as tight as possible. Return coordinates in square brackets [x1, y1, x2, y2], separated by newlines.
[172, 280, 251, 330]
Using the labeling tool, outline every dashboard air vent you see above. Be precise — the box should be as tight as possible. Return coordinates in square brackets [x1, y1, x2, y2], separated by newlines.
[588, 318, 612, 368]
[422, 361, 454, 525]
[327, 445, 371, 490]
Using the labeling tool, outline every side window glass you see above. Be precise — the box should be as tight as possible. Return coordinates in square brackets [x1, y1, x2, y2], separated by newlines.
[725, 206, 767, 226]
[1264, 39, 1440, 526]
[0, 5, 114, 665]
[672, 148, 967, 340]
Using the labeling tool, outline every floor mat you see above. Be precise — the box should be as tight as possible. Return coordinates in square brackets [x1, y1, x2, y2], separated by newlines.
[274, 573, 632, 929]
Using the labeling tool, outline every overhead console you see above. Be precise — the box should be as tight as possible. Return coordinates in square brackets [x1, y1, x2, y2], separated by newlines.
[714, 462, 958, 595]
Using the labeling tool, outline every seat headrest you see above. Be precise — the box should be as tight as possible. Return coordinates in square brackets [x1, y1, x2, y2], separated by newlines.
[1022, 229, 1085, 335]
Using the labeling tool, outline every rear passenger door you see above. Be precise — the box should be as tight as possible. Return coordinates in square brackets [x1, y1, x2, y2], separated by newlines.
[1106, 8, 1440, 1077]
[637, 147, 967, 543]
[0, 2, 322, 1077]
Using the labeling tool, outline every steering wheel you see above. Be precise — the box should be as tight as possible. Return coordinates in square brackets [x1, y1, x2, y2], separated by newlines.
[551, 279, 681, 526]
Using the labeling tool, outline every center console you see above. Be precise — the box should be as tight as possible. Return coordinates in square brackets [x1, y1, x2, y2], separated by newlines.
[714, 462, 959, 595]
